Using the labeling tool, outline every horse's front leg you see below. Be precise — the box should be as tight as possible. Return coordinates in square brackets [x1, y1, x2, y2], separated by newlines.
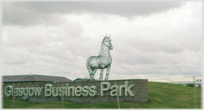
[105, 65, 111, 80]
[99, 69, 104, 80]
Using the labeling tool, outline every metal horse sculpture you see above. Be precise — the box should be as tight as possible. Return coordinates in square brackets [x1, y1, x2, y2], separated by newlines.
[86, 35, 113, 80]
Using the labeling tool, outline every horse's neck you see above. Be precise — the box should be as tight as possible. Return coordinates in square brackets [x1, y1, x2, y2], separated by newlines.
[98, 44, 111, 57]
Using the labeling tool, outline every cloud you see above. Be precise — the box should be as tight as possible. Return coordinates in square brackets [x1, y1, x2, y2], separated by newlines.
[1, 1, 202, 82]
[3, 1, 182, 26]
[3, 2, 66, 26]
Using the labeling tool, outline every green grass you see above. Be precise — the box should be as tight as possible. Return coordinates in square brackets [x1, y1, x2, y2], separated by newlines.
[2, 82, 202, 108]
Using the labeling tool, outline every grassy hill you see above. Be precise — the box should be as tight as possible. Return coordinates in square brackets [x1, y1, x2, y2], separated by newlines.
[3, 82, 202, 108]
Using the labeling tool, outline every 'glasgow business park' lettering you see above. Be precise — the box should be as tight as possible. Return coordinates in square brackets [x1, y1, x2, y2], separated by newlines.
[5, 81, 134, 99]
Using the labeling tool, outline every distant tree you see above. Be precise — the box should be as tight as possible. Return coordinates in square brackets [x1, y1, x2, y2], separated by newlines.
[196, 79, 202, 81]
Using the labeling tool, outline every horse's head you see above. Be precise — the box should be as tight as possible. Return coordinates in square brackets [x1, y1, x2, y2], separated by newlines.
[102, 36, 113, 50]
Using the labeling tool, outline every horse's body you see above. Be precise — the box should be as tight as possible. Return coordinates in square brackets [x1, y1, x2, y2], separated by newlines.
[86, 36, 113, 80]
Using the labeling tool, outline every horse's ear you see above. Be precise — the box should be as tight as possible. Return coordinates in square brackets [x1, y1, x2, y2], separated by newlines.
[104, 34, 107, 37]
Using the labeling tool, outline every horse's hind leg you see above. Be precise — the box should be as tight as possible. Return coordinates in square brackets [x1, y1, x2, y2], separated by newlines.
[105, 65, 111, 80]
[99, 69, 104, 80]
[91, 69, 97, 80]
[87, 66, 97, 80]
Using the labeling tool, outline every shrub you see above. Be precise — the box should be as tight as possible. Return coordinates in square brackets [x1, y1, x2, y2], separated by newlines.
[198, 84, 202, 89]
[186, 83, 194, 87]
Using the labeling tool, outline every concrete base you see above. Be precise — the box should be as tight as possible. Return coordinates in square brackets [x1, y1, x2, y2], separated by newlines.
[3, 79, 149, 103]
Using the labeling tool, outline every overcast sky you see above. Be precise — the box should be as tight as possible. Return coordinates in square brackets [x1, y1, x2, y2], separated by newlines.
[1, 1, 203, 82]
